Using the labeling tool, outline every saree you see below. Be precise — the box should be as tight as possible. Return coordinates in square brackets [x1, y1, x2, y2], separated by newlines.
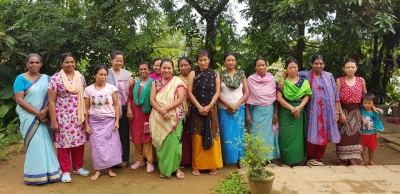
[156, 121, 183, 177]
[15, 75, 61, 184]
[278, 78, 312, 166]
[149, 76, 184, 177]
[149, 76, 184, 149]
[88, 115, 122, 170]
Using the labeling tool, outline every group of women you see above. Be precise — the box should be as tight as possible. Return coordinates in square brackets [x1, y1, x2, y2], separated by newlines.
[14, 49, 371, 185]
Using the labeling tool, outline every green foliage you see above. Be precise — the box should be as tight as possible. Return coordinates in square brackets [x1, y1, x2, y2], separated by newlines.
[0, 65, 21, 150]
[213, 172, 249, 194]
[241, 132, 274, 179]
[386, 69, 400, 105]
[0, 154, 7, 161]
[0, 117, 22, 150]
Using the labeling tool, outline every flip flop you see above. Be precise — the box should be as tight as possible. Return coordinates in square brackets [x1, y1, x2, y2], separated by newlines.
[192, 169, 200, 176]
[209, 169, 217, 175]
[61, 173, 72, 183]
[73, 168, 90, 176]
[176, 171, 185, 180]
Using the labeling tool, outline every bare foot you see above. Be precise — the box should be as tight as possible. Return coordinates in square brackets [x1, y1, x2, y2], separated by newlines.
[359, 161, 365, 166]
[107, 168, 117, 177]
[339, 161, 347, 166]
[176, 169, 185, 180]
[91, 171, 101, 181]
[369, 161, 376, 166]
[349, 160, 358, 166]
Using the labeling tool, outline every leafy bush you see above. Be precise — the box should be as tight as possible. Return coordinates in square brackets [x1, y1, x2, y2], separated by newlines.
[0, 65, 21, 150]
[213, 172, 248, 194]
[0, 116, 21, 150]
[241, 132, 275, 179]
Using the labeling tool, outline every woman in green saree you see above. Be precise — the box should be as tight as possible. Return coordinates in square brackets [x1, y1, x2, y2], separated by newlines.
[276, 58, 312, 166]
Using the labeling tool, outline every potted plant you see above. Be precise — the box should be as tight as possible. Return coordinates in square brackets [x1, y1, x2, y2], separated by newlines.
[241, 132, 275, 194]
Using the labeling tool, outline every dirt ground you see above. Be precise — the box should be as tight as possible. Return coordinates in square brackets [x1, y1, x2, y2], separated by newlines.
[0, 123, 399, 194]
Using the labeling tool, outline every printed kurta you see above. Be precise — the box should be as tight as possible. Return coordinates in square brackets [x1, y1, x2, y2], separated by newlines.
[48, 73, 87, 148]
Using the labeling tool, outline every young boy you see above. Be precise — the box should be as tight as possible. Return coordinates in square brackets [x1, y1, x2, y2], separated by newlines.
[360, 92, 384, 166]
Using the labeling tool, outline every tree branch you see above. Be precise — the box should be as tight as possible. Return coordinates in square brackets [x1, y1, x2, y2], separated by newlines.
[185, 0, 207, 17]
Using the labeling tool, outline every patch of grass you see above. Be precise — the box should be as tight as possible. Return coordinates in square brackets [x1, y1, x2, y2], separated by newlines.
[213, 172, 249, 194]
[0, 154, 7, 161]
[0, 121, 22, 150]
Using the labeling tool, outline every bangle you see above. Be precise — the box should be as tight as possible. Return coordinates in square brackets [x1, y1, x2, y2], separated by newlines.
[336, 112, 340, 114]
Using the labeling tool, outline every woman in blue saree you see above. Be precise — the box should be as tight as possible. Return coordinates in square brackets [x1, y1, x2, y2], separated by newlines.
[14, 54, 61, 185]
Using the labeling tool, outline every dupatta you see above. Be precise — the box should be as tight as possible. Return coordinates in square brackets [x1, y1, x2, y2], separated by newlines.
[16, 75, 50, 149]
[133, 78, 153, 113]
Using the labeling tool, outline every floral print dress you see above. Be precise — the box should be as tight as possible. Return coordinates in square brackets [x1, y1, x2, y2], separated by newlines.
[48, 73, 87, 148]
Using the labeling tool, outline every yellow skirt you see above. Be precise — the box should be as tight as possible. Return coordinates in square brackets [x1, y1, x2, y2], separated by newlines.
[191, 134, 223, 170]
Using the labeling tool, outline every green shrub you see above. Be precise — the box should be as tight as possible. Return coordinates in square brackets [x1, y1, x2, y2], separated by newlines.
[213, 172, 249, 194]
[0, 118, 22, 150]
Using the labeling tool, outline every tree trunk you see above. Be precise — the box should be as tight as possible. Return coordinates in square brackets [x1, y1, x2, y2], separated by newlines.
[205, 18, 217, 69]
[370, 35, 382, 103]
[293, 23, 305, 70]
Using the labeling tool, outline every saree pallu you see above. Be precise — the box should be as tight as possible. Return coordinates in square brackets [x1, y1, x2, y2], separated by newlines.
[218, 105, 245, 163]
[16, 75, 61, 184]
[248, 104, 279, 159]
[278, 102, 307, 166]
[88, 115, 122, 170]
[336, 103, 363, 161]
[156, 120, 183, 177]
[149, 76, 183, 149]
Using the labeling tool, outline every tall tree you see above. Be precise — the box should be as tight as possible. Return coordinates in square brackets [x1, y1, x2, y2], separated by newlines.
[160, 0, 235, 68]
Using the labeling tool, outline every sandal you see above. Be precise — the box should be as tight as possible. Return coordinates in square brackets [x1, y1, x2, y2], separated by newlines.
[61, 173, 72, 183]
[209, 169, 217, 175]
[176, 171, 185, 180]
[192, 169, 200, 176]
[73, 168, 90, 176]
[146, 164, 155, 173]
[130, 161, 145, 170]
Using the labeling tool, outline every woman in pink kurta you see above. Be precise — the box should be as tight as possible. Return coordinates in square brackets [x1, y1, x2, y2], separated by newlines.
[48, 53, 89, 183]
